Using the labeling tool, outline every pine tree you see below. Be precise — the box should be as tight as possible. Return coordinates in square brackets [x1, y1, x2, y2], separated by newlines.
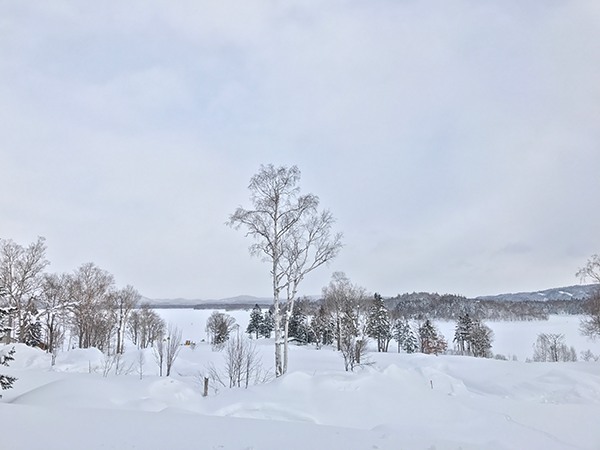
[418, 319, 447, 355]
[366, 293, 392, 352]
[393, 319, 418, 353]
[338, 287, 369, 370]
[454, 313, 474, 355]
[0, 304, 17, 390]
[403, 324, 418, 354]
[470, 320, 493, 358]
[453, 314, 493, 358]
[246, 304, 263, 339]
[311, 304, 334, 348]
[24, 304, 43, 348]
[259, 309, 274, 338]
[288, 303, 309, 344]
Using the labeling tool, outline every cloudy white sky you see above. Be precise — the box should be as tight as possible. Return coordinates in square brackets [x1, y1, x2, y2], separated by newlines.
[1, 1, 599, 300]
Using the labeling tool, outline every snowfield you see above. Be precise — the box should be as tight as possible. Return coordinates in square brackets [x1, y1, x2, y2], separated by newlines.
[1, 312, 599, 450]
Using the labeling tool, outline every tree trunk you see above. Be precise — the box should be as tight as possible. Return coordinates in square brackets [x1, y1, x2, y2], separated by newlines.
[274, 296, 283, 377]
[116, 322, 123, 354]
[336, 317, 341, 351]
[283, 303, 292, 375]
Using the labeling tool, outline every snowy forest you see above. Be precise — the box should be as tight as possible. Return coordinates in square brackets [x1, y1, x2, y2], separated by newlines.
[1, 235, 599, 389]
[2, 234, 600, 449]
[1, 164, 600, 449]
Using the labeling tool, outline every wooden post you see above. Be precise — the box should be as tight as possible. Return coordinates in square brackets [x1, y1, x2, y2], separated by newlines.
[203, 377, 209, 397]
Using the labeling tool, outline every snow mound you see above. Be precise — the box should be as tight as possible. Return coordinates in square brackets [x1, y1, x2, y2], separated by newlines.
[215, 401, 319, 423]
[54, 347, 105, 372]
[10, 376, 119, 408]
[0, 344, 51, 369]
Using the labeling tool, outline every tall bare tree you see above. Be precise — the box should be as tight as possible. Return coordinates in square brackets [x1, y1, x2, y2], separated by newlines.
[69, 263, 115, 351]
[110, 285, 140, 354]
[322, 273, 370, 370]
[164, 324, 182, 377]
[154, 323, 182, 377]
[228, 164, 342, 377]
[532, 333, 577, 362]
[577, 254, 600, 284]
[205, 311, 237, 349]
[0, 237, 49, 343]
[577, 255, 600, 339]
[323, 272, 366, 351]
[128, 304, 165, 349]
[39, 273, 73, 356]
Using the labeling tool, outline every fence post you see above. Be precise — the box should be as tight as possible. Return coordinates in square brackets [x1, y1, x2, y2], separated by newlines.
[203, 377, 209, 397]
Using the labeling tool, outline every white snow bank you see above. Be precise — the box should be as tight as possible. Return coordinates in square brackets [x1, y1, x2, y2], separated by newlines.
[1, 313, 599, 449]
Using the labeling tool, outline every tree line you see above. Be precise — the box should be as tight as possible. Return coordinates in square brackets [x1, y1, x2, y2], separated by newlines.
[227, 164, 600, 376]
[4, 163, 600, 386]
[241, 272, 494, 371]
[0, 237, 169, 369]
[386, 292, 586, 321]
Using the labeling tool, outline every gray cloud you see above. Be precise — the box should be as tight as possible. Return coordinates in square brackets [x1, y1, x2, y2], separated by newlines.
[1, 1, 599, 299]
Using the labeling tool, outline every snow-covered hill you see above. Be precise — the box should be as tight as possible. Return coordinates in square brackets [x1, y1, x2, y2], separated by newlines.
[1, 313, 599, 449]
[476, 283, 599, 302]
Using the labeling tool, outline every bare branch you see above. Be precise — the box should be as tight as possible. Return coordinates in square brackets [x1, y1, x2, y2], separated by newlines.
[577, 254, 600, 284]
[228, 164, 342, 377]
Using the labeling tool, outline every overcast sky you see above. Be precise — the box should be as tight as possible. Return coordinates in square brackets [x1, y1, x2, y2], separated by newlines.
[1, 1, 599, 300]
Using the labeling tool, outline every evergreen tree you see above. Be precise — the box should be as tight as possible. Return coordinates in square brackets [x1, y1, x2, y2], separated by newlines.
[470, 320, 494, 358]
[24, 304, 43, 348]
[418, 319, 447, 355]
[393, 319, 418, 353]
[453, 313, 474, 355]
[288, 302, 309, 344]
[259, 308, 274, 338]
[0, 304, 17, 390]
[338, 284, 369, 370]
[246, 304, 263, 339]
[453, 314, 493, 358]
[311, 304, 334, 348]
[366, 293, 392, 352]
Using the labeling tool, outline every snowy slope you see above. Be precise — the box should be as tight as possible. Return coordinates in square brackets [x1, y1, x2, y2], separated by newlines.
[1, 314, 599, 449]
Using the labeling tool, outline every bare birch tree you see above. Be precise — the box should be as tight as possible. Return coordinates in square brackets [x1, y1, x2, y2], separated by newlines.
[577, 255, 600, 339]
[0, 237, 49, 343]
[532, 333, 577, 362]
[323, 272, 366, 352]
[128, 303, 165, 349]
[577, 254, 600, 285]
[154, 324, 182, 377]
[69, 263, 115, 351]
[154, 337, 165, 376]
[110, 285, 140, 354]
[206, 331, 272, 392]
[228, 164, 342, 377]
[39, 273, 73, 357]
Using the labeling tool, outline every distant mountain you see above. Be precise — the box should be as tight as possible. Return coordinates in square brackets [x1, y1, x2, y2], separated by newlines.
[140, 297, 202, 308]
[142, 284, 600, 309]
[475, 284, 599, 302]
[141, 295, 272, 309]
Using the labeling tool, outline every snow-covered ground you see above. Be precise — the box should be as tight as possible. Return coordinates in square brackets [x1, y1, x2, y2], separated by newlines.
[1, 312, 599, 449]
